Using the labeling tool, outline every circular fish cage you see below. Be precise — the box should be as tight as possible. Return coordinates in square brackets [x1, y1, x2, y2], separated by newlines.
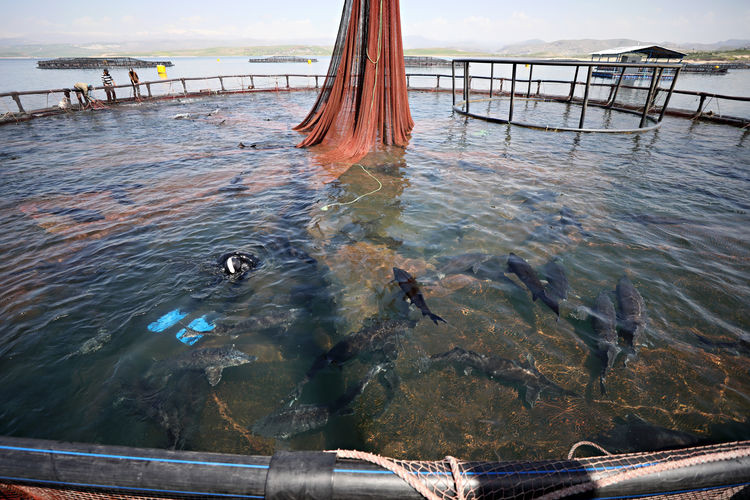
[451, 58, 683, 133]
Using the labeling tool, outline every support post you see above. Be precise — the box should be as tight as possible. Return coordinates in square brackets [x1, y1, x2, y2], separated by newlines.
[489, 63, 494, 98]
[181, 78, 187, 94]
[451, 61, 456, 106]
[568, 66, 579, 101]
[578, 65, 593, 129]
[285, 76, 290, 88]
[436, 75, 440, 89]
[640, 67, 659, 128]
[11, 93, 25, 114]
[219, 77, 225, 92]
[463, 61, 470, 113]
[607, 66, 627, 107]
[526, 64, 533, 98]
[658, 67, 681, 123]
[146, 83, 152, 97]
[509, 63, 517, 122]
[407, 75, 410, 88]
[315, 76, 319, 88]
[250, 76, 254, 89]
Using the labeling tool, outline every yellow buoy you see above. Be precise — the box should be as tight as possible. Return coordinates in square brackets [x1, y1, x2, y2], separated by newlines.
[307, 59, 312, 65]
[157, 64, 167, 79]
[217, 58, 221, 62]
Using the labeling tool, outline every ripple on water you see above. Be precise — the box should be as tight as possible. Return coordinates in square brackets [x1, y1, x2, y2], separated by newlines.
[0, 91, 748, 458]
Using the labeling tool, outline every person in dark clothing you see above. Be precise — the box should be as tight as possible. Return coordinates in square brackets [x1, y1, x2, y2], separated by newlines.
[102, 69, 116, 102]
[128, 67, 141, 97]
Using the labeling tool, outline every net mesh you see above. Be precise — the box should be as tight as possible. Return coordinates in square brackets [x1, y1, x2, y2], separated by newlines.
[294, 0, 414, 164]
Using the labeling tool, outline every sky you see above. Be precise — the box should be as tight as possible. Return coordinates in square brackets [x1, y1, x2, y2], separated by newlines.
[1, 0, 749, 47]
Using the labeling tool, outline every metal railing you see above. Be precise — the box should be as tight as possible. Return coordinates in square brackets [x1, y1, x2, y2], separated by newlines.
[450, 58, 684, 132]
[2, 70, 748, 128]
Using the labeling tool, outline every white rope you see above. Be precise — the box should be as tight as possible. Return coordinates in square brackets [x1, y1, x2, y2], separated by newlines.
[320, 164, 382, 211]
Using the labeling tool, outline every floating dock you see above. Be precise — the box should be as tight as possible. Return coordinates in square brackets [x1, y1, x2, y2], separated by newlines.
[37, 57, 173, 69]
[248, 56, 318, 63]
[404, 56, 451, 67]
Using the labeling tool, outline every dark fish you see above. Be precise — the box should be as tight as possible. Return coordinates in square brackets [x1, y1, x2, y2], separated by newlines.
[393, 268, 446, 324]
[253, 364, 385, 439]
[180, 308, 303, 340]
[616, 275, 646, 351]
[591, 414, 700, 454]
[158, 345, 257, 386]
[507, 253, 559, 316]
[429, 347, 577, 407]
[558, 206, 590, 236]
[542, 258, 568, 304]
[62, 328, 111, 360]
[592, 292, 619, 395]
[289, 316, 417, 403]
[695, 332, 750, 356]
[435, 253, 493, 276]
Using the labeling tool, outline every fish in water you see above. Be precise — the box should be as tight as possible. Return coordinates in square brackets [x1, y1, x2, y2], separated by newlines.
[63, 328, 111, 360]
[542, 258, 568, 304]
[615, 275, 646, 355]
[288, 316, 417, 403]
[429, 347, 577, 407]
[159, 345, 256, 386]
[180, 308, 303, 340]
[253, 364, 385, 439]
[592, 292, 619, 395]
[506, 253, 559, 316]
[591, 414, 700, 454]
[393, 268, 446, 325]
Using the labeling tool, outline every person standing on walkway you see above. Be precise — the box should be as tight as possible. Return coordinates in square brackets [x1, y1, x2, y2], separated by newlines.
[102, 69, 116, 102]
[128, 67, 141, 98]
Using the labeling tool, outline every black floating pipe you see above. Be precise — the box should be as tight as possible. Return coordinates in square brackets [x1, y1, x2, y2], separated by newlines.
[1, 437, 750, 500]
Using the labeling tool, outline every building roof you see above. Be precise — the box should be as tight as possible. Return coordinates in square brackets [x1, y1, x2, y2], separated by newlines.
[591, 45, 686, 59]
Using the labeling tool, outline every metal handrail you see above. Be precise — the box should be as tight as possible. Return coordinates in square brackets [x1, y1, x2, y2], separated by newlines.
[449, 58, 686, 132]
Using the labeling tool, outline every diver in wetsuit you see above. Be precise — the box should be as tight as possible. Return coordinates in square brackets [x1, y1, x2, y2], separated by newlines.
[219, 251, 260, 279]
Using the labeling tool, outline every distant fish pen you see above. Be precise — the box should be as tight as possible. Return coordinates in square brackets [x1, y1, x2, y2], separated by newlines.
[1, 68, 749, 129]
[37, 57, 174, 69]
[0, 436, 749, 499]
[404, 56, 452, 67]
[248, 56, 318, 63]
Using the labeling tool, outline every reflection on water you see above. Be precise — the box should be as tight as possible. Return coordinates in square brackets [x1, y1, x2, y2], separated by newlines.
[0, 90, 748, 460]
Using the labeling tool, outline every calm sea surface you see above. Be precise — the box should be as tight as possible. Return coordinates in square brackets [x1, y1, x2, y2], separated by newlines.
[0, 80, 748, 460]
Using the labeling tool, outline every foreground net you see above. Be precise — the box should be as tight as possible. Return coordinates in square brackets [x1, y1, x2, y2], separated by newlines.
[294, 0, 414, 163]
[1, 437, 749, 499]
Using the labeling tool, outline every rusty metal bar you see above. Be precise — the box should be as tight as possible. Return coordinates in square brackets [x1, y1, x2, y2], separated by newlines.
[659, 66, 682, 122]
[11, 93, 25, 113]
[526, 64, 534, 98]
[607, 66, 627, 107]
[464, 61, 470, 113]
[568, 66, 579, 101]
[489, 63, 494, 98]
[640, 67, 659, 128]
[509, 63, 517, 122]
[451, 61, 456, 106]
[579, 66, 593, 129]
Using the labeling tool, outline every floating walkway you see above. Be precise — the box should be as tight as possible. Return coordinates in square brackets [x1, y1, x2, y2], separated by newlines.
[0, 435, 749, 499]
[37, 57, 174, 69]
[1, 70, 748, 129]
[248, 56, 318, 63]
[404, 56, 452, 67]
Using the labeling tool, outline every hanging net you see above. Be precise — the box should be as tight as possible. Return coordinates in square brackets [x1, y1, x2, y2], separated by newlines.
[294, 0, 414, 164]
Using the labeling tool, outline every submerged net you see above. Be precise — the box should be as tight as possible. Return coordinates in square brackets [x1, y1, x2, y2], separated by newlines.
[294, 0, 414, 163]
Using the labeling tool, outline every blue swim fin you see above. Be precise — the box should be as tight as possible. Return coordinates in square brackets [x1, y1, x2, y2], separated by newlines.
[176, 329, 202, 345]
[148, 309, 188, 333]
[175, 315, 215, 345]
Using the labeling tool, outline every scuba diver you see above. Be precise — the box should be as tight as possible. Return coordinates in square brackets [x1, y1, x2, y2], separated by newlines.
[219, 251, 260, 279]
[147, 250, 261, 345]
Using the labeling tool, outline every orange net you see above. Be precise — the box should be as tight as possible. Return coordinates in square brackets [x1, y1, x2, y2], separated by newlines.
[294, 0, 414, 164]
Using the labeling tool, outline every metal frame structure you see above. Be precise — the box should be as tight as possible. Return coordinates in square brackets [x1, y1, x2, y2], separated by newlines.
[451, 58, 683, 133]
